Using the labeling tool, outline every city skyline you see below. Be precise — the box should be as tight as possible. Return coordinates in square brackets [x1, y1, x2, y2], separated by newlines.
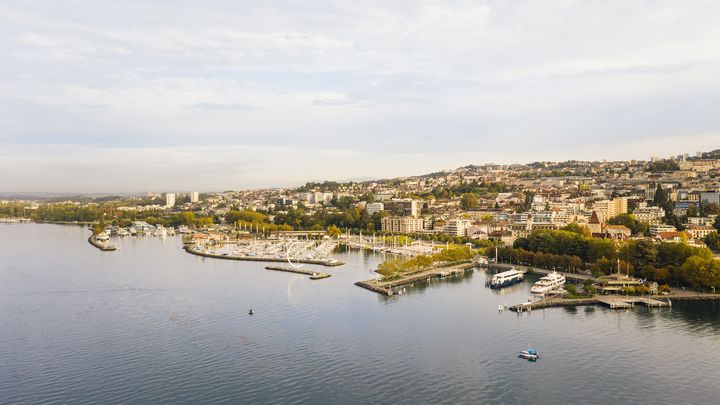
[2, 1, 720, 192]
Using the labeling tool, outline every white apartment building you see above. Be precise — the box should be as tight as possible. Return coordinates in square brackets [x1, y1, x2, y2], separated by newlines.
[633, 206, 665, 226]
[686, 225, 715, 239]
[165, 193, 176, 207]
[687, 216, 718, 226]
[444, 219, 473, 237]
[381, 217, 425, 233]
[649, 224, 676, 236]
[365, 202, 384, 216]
[190, 191, 199, 203]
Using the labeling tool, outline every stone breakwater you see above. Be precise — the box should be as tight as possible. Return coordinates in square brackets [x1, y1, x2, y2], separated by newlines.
[264, 265, 331, 280]
[88, 236, 116, 251]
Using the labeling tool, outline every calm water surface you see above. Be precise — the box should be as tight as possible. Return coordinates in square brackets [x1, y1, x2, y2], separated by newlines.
[1, 224, 720, 404]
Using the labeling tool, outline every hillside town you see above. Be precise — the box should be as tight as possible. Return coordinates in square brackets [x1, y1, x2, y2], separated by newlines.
[3, 150, 720, 252]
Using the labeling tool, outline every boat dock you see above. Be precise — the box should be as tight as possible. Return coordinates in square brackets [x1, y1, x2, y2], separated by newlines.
[509, 295, 678, 312]
[264, 265, 331, 280]
[596, 296, 670, 309]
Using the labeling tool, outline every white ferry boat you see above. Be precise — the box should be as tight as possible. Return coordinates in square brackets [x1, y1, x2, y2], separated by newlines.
[530, 271, 566, 295]
[486, 268, 524, 289]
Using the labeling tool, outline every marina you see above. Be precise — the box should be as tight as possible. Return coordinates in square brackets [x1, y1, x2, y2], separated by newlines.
[184, 239, 344, 267]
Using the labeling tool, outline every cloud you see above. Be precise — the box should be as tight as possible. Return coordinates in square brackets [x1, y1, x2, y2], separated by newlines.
[189, 102, 258, 111]
[1, 1, 720, 190]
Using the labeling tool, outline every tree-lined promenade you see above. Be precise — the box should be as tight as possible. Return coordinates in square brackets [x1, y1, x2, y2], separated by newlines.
[491, 228, 720, 292]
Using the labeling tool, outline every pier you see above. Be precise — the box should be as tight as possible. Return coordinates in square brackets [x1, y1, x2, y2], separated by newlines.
[508, 293, 720, 312]
[264, 265, 331, 280]
[596, 296, 670, 309]
[355, 262, 476, 296]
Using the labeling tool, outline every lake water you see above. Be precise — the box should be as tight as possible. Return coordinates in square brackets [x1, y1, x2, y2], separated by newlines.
[1, 223, 720, 404]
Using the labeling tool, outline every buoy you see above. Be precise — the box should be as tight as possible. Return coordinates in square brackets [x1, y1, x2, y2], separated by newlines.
[249, 309, 254, 315]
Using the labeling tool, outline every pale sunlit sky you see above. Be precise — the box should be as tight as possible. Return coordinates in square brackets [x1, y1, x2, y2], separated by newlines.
[1, 1, 719, 192]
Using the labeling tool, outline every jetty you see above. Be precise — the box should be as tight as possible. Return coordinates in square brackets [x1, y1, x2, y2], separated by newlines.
[508, 292, 720, 312]
[88, 235, 116, 251]
[355, 261, 476, 296]
[183, 245, 344, 267]
[264, 265, 331, 280]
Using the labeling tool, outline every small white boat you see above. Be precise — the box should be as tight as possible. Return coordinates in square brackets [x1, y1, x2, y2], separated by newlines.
[518, 349, 539, 361]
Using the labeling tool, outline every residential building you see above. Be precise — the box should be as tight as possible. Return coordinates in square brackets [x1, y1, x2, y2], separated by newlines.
[365, 202, 384, 216]
[649, 224, 677, 236]
[190, 191, 199, 203]
[384, 199, 421, 217]
[445, 219, 473, 237]
[381, 217, 425, 233]
[686, 225, 715, 239]
[700, 192, 720, 205]
[166, 193, 176, 207]
[633, 206, 665, 226]
[592, 197, 628, 222]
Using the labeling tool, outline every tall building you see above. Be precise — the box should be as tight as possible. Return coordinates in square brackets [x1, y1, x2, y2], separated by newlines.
[190, 191, 199, 203]
[166, 193, 176, 207]
[384, 199, 421, 217]
[592, 197, 628, 222]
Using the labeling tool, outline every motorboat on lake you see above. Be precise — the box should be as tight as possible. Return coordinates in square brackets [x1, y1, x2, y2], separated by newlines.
[518, 349, 539, 361]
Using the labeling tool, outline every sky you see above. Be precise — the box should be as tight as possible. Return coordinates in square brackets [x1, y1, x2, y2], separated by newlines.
[1, 0, 719, 193]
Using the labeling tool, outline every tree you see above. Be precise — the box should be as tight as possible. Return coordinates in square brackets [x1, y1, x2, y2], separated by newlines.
[681, 255, 720, 291]
[704, 203, 720, 216]
[328, 224, 341, 237]
[704, 232, 720, 253]
[460, 193, 479, 210]
[608, 213, 648, 235]
[561, 223, 591, 237]
[653, 184, 667, 207]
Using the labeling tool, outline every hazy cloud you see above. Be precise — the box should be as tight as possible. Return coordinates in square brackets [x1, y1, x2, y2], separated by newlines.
[0, 0, 719, 191]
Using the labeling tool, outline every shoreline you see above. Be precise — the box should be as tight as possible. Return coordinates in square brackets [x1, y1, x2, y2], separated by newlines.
[183, 245, 344, 267]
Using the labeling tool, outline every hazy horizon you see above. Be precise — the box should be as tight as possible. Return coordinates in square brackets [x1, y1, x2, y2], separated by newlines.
[2, 1, 720, 192]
